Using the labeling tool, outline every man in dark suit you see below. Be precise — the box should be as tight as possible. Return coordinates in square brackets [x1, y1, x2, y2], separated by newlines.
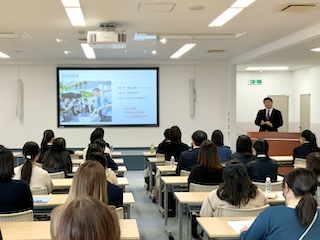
[176, 130, 207, 175]
[255, 97, 283, 132]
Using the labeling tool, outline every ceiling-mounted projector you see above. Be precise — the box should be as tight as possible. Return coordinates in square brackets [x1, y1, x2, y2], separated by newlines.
[87, 23, 127, 49]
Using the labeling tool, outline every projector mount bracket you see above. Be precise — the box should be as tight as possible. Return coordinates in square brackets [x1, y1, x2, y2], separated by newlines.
[99, 23, 116, 31]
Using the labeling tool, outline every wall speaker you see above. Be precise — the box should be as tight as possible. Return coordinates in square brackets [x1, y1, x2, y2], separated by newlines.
[189, 78, 196, 116]
[16, 79, 23, 117]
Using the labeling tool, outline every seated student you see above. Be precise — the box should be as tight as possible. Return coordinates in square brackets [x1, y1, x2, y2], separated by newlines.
[229, 135, 255, 165]
[188, 140, 224, 186]
[156, 128, 171, 154]
[94, 138, 118, 170]
[38, 129, 55, 163]
[246, 139, 278, 182]
[200, 159, 267, 217]
[211, 130, 232, 162]
[240, 168, 320, 240]
[0, 146, 33, 213]
[53, 196, 120, 240]
[176, 130, 207, 175]
[164, 126, 189, 161]
[86, 151, 123, 208]
[83, 127, 111, 160]
[293, 130, 320, 161]
[42, 137, 72, 177]
[51, 161, 109, 238]
[13, 142, 53, 193]
[306, 152, 320, 204]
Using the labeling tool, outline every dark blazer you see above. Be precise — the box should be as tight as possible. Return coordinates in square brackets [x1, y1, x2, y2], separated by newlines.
[255, 108, 283, 132]
[107, 181, 123, 208]
[293, 143, 320, 161]
[229, 152, 255, 166]
[164, 142, 189, 161]
[105, 153, 118, 171]
[246, 156, 279, 182]
[176, 148, 200, 175]
[188, 165, 224, 186]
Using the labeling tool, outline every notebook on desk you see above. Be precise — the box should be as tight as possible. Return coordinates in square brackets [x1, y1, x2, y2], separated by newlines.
[227, 220, 254, 233]
[33, 196, 51, 204]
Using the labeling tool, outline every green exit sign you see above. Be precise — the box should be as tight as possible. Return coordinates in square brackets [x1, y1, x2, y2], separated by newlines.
[248, 79, 262, 85]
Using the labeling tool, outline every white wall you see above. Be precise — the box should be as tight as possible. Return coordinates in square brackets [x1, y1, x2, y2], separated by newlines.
[0, 63, 236, 149]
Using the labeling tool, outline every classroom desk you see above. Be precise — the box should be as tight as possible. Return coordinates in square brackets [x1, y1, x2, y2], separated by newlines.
[72, 158, 124, 166]
[197, 216, 255, 240]
[0, 219, 140, 240]
[33, 192, 135, 218]
[156, 165, 176, 174]
[74, 151, 122, 158]
[145, 156, 166, 193]
[271, 155, 294, 176]
[174, 191, 285, 240]
[115, 165, 128, 177]
[143, 152, 156, 169]
[161, 176, 188, 238]
[52, 177, 129, 190]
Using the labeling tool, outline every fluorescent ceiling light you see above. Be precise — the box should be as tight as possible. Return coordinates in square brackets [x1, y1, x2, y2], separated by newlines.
[159, 34, 235, 40]
[81, 43, 96, 59]
[209, 8, 243, 27]
[134, 33, 157, 41]
[231, 0, 256, 8]
[310, 47, 320, 52]
[170, 43, 196, 59]
[246, 66, 289, 71]
[61, 0, 80, 7]
[0, 32, 31, 40]
[65, 8, 85, 26]
[0, 51, 10, 58]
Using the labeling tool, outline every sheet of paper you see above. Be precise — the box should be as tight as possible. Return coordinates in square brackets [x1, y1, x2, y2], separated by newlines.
[33, 196, 51, 204]
[227, 220, 254, 233]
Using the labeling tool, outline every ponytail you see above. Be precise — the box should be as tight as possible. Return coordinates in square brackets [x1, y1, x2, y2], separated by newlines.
[309, 133, 319, 152]
[41, 130, 54, 153]
[22, 141, 40, 184]
[296, 192, 317, 227]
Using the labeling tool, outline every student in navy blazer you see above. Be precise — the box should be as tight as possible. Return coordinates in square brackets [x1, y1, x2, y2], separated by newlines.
[255, 97, 283, 132]
[176, 130, 207, 175]
[293, 130, 320, 161]
[246, 139, 278, 182]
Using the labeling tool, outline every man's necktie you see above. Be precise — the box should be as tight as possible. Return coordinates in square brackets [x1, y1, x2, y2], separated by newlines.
[266, 110, 270, 121]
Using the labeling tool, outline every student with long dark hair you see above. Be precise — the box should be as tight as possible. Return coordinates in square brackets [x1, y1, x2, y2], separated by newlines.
[94, 138, 118, 170]
[293, 130, 320, 161]
[211, 129, 231, 162]
[38, 129, 55, 163]
[240, 168, 320, 239]
[200, 159, 267, 217]
[306, 152, 320, 204]
[42, 137, 72, 176]
[13, 142, 53, 193]
[164, 126, 188, 161]
[188, 140, 223, 186]
[0, 146, 33, 213]
[229, 135, 254, 165]
[246, 139, 278, 182]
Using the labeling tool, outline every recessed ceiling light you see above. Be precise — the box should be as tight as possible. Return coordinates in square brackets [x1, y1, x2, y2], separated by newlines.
[246, 66, 289, 71]
[310, 47, 320, 52]
[151, 50, 157, 55]
[0, 51, 10, 58]
[160, 38, 167, 44]
[170, 43, 196, 59]
[81, 43, 95, 59]
[64, 51, 70, 55]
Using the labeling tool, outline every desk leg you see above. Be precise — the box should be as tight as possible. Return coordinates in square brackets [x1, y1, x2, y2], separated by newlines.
[178, 201, 183, 240]
[126, 205, 130, 219]
[164, 183, 172, 237]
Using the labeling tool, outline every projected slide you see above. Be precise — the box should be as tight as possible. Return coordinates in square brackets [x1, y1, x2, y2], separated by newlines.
[57, 68, 159, 127]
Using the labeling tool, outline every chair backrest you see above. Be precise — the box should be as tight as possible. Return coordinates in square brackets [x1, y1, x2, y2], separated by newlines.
[115, 207, 124, 219]
[252, 181, 283, 191]
[189, 183, 219, 192]
[49, 171, 65, 179]
[214, 204, 270, 217]
[180, 170, 191, 176]
[294, 158, 306, 169]
[31, 187, 48, 195]
[0, 210, 34, 222]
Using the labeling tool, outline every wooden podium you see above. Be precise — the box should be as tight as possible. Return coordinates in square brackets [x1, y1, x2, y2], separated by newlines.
[247, 132, 301, 176]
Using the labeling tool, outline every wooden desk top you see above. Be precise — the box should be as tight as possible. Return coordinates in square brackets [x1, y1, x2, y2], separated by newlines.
[161, 176, 188, 185]
[143, 151, 156, 157]
[114, 158, 124, 165]
[147, 157, 165, 163]
[12, 152, 22, 157]
[115, 166, 128, 173]
[271, 156, 293, 162]
[0, 219, 140, 240]
[197, 216, 255, 238]
[157, 165, 176, 173]
[174, 191, 285, 205]
[52, 177, 129, 189]
[33, 192, 134, 207]
[72, 158, 124, 166]
[110, 151, 122, 158]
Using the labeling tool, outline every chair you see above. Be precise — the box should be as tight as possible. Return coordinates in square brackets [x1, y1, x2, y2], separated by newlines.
[49, 171, 65, 179]
[294, 158, 306, 169]
[214, 204, 270, 217]
[116, 207, 124, 219]
[252, 181, 283, 191]
[189, 183, 219, 192]
[180, 170, 191, 176]
[0, 210, 34, 222]
[31, 187, 48, 195]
